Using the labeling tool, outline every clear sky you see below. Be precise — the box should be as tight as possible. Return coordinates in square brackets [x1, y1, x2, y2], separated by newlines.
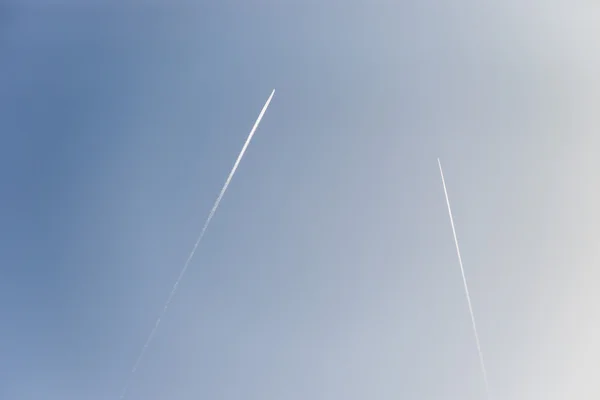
[1, 2, 599, 399]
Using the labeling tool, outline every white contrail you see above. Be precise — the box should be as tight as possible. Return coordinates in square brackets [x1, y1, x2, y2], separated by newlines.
[437, 158, 491, 400]
[119, 89, 276, 399]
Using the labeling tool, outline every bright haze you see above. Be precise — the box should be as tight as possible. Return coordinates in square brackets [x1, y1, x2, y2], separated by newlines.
[1, 2, 599, 399]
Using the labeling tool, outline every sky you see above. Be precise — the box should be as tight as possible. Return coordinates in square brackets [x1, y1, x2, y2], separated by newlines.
[1, 1, 600, 399]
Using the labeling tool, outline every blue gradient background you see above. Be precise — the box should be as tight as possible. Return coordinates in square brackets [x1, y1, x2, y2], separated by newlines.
[2, 2, 599, 399]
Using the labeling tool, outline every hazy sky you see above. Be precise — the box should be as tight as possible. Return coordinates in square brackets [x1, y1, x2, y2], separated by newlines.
[2, 2, 599, 399]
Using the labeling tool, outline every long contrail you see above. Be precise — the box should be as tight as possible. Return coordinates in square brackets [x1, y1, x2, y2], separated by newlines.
[119, 89, 276, 399]
[437, 158, 491, 400]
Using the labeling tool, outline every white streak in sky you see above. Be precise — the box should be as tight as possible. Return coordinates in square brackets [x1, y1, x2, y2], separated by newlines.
[119, 89, 276, 399]
[437, 158, 491, 400]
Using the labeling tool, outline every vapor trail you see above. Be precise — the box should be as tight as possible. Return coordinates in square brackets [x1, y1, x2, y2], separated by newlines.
[119, 89, 276, 399]
[437, 158, 491, 400]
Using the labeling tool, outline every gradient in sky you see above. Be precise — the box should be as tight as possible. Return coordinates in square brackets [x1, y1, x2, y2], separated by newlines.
[1, 2, 600, 399]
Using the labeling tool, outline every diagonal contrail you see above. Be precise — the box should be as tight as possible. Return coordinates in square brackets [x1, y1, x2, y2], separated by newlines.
[119, 89, 276, 399]
[437, 158, 491, 400]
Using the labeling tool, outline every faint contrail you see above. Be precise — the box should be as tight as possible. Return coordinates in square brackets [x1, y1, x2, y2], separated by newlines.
[437, 158, 491, 400]
[119, 89, 276, 399]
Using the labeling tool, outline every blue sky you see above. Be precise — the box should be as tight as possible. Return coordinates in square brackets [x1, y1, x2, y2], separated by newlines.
[2, 2, 600, 399]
